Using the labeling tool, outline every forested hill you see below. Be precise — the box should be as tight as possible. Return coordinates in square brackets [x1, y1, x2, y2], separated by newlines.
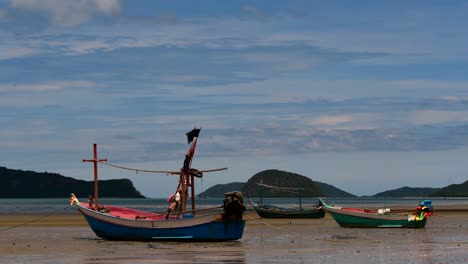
[371, 186, 441, 197]
[197, 182, 246, 198]
[197, 169, 356, 198]
[197, 169, 468, 198]
[430, 180, 468, 197]
[241, 170, 323, 197]
[315, 181, 356, 198]
[0, 166, 145, 198]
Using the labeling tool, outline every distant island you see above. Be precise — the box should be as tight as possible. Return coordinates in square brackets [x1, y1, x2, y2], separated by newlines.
[369, 182, 468, 198]
[2, 166, 468, 198]
[430, 181, 468, 197]
[198, 169, 356, 198]
[0, 166, 145, 198]
[198, 169, 468, 198]
[370, 187, 441, 198]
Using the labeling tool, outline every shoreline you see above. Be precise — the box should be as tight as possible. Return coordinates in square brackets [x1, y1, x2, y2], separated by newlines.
[1, 209, 468, 263]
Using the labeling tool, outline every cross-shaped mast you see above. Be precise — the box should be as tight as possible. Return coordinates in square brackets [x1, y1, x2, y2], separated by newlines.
[83, 144, 107, 210]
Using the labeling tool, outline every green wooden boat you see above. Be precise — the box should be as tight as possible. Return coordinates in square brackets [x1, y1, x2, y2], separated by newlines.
[321, 199, 433, 228]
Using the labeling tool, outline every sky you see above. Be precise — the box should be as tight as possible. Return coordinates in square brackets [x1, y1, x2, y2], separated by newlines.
[1, 0, 468, 198]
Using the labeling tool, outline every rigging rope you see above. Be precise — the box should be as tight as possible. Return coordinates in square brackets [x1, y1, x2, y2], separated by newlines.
[97, 161, 227, 175]
[256, 183, 305, 191]
[97, 161, 178, 174]
[256, 183, 305, 195]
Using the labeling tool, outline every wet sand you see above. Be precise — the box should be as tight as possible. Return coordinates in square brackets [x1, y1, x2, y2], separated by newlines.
[1, 209, 467, 264]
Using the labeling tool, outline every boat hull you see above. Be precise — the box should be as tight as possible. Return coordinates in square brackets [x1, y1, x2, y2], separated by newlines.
[77, 205, 245, 241]
[326, 207, 427, 228]
[254, 205, 325, 219]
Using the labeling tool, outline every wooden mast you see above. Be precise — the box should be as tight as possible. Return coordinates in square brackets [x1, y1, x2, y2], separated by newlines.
[189, 137, 198, 214]
[180, 128, 200, 215]
[180, 168, 187, 213]
[83, 144, 107, 210]
[190, 172, 195, 214]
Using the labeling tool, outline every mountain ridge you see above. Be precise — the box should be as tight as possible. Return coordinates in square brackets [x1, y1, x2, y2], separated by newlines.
[370, 186, 441, 198]
[198, 170, 468, 198]
[0, 166, 145, 198]
[430, 180, 468, 197]
[2, 166, 467, 198]
[198, 169, 356, 198]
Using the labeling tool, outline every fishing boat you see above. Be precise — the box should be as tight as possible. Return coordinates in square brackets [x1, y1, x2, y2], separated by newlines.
[249, 183, 325, 219]
[321, 199, 433, 228]
[70, 128, 246, 241]
[251, 203, 325, 219]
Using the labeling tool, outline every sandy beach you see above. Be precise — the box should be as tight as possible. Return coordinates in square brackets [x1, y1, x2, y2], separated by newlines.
[1, 209, 467, 264]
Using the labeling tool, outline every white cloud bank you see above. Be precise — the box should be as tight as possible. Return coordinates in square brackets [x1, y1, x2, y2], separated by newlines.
[10, 0, 121, 26]
[0, 80, 96, 93]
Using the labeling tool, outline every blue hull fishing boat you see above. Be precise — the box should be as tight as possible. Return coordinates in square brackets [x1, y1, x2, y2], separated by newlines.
[71, 128, 246, 241]
[74, 202, 245, 241]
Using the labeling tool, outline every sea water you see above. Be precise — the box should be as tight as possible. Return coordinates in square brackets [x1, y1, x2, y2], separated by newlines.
[1, 197, 468, 214]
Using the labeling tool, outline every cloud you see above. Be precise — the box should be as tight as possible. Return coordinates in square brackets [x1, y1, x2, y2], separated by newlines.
[440, 96, 468, 101]
[310, 115, 352, 126]
[4, 1, 468, 68]
[243, 5, 267, 19]
[10, 0, 121, 27]
[0, 80, 96, 93]
[0, 46, 36, 60]
[409, 110, 468, 125]
[393, 80, 468, 90]
[305, 113, 385, 130]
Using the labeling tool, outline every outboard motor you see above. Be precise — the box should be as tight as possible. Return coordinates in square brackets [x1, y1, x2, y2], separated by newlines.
[413, 199, 434, 220]
[420, 200, 433, 211]
[223, 191, 246, 220]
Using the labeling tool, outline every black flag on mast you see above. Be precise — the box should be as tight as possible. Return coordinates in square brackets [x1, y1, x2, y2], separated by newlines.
[186, 128, 201, 144]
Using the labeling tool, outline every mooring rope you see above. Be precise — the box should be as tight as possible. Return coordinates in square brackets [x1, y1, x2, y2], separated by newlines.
[0, 206, 69, 232]
[246, 215, 304, 237]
